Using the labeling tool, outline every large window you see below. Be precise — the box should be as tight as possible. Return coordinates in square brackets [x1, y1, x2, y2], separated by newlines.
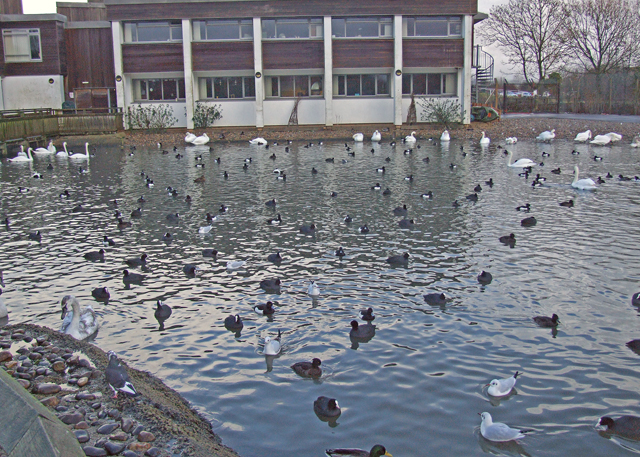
[262, 18, 323, 39]
[2, 29, 41, 62]
[402, 73, 457, 96]
[124, 22, 182, 43]
[199, 77, 255, 99]
[265, 76, 323, 97]
[333, 74, 390, 96]
[403, 17, 462, 37]
[134, 78, 186, 101]
[193, 20, 253, 41]
[331, 17, 393, 38]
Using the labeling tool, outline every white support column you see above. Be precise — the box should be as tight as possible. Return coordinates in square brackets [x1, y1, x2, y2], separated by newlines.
[253, 17, 264, 128]
[111, 21, 125, 113]
[462, 14, 472, 124]
[182, 19, 195, 129]
[393, 15, 403, 126]
[323, 16, 333, 127]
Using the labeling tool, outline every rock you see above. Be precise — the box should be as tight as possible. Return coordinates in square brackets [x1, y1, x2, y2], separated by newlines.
[67, 355, 80, 365]
[79, 358, 92, 368]
[74, 421, 89, 430]
[105, 441, 126, 455]
[98, 410, 107, 419]
[68, 378, 78, 385]
[36, 336, 48, 345]
[122, 451, 139, 457]
[76, 392, 95, 401]
[137, 431, 155, 442]
[121, 417, 134, 433]
[131, 425, 144, 436]
[23, 336, 33, 343]
[83, 446, 107, 457]
[0, 342, 11, 349]
[77, 376, 89, 387]
[128, 442, 152, 453]
[97, 423, 120, 434]
[110, 432, 129, 441]
[59, 413, 84, 425]
[62, 353, 73, 360]
[18, 372, 33, 380]
[91, 402, 102, 410]
[91, 369, 102, 379]
[17, 379, 30, 389]
[34, 383, 61, 395]
[95, 438, 108, 448]
[5, 360, 18, 369]
[28, 352, 42, 361]
[145, 448, 162, 457]
[11, 333, 24, 340]
[74, 430, 90, 443]
[55, 405, 68, 412]
[41, 396, 59, 407]
[12, 328, 25, 334]
[52, 361, 66, 372]
[0, 351, 12, 362]
[21, 359, 32, 367]
[107, 409, 120, 419]
[36, 367, 47, 376]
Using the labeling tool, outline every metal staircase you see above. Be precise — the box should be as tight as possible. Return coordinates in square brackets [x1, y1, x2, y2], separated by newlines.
[472, 45, 494, 103]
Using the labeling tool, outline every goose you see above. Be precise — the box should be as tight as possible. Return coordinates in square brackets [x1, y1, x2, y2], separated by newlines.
[353, 133, 364, 142]
[533, 313, 559, 327]
[505, 137, 517, 144]
[308, 280, 320, 296]
[56, 142, 69, 157]
[34, 141, 54, 154]
[224, 314, 243, 331]
[597, 416, 640, 440]
[590, 134, 611, 145]
[536, 129, 555, 142]
[105, 351, 137, 398]
[479, 412, 531, 442]
[291, 358, 322, 377]
[571, 165, 597, 190]
[191, 133, 210, 145]
[249, 137, 267, 145]
[371, 130, 381, 142]
[480, 131, 490, 145]
[8, 147, 33, 162]
[263, 330, 282, 355]
[574, 129, 592, 142]
[486, 371, 520, 397]
[325, 445, 391, 457]
[440, 130, 450, 141]
[506, 150, 535, 168]
[0, 289, 7, 319]
[606, 132, 622, 142]
[185, 132, 197, 143]
[314, 397, 341, 418]
[477, 271, 493, 284]
[60, 295, 99, 340]
[404, 131, 417, 144]
[69, 142, 90, 159]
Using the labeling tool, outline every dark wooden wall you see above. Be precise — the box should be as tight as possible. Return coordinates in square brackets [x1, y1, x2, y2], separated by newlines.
[0, 0, 22, 14]
[0, 20, 66, 76]
[65, 27, 114, 91]
[333, 40, 394, 68]
[57, 4, 107, 21]
[263, 41, 323, 70]
[192, 42, 253, 71]
[403, 39, 464, 67]
[122, 43, 184, 73]
[108, 0, 477, 21]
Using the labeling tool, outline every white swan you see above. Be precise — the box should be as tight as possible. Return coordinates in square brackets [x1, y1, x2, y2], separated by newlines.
[17, 145, 27, 157]
[69, 142, 90, 159]
[590, 134, 611, 146]
[631, 135, 640, 147]
[506, 150, 535, 168]
[8, 147, 33, 162]
[371, 130, 381, 142]
[574, 129, 592, 142]
[0, 289, 7, 319]
[572, 165, 597, 190]
[185, 132, 197, 143]
[192, 133, 210, 145]
[353, 133, 364, 142]
[60, 295, 99, 340]
[249, 137, 267, 145]
[57, 142, 69, 157]
[505, 137, 517, 144]
[440, 130, 450, 142]
[47, 140, 56, 153]
[33, 142, 53, 154]
[480, 131, 490, 145]
[536, 129, 555, 142]
[606, 132, 622, 142]
[404, 131, 417, 143]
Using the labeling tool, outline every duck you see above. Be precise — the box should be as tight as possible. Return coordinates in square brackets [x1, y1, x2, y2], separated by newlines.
[597, 416, 640, 440]
[398, 219, 414, 229]
[249, 137, 267, 145]
[224, 314, 243, 331]
[69, 142, 90, 159]
[343, 215, 352, 223]
[371, 183, 381, 190]
[202, 248, 218, 258]
[479, 412, 530, 442]
[506, 150, 535, 168]
[162, 232, 173, 241]
[308, 280, 320, 296]
[91, 287, 110, 301]
[521, 216, 537, 227]
[183, 264, 198, 276]
[440, 130, 450, 141]
[536, 129, 555, 142]
[376, 166, 385, 173]
[590, 134, 611, 145]
[371, 130, 381, 142]
[485, 178, 494, 187]
[154, 300, 172, 322]
[359, 225, 370, 233]
[499, 233, 516, 246]
[474, 184, 483, 192]
[300, 223, 316, 234]
[393, 205, 408, 216]
[632, 292, 640, 307]
[477, 271, 493, 285]
[314, 397, 341, 418]
[123, 269, 144, 283]
[60, 295, 99, 340]
[486, 371, 520, 397]
[559, 199, 574, 207]
[185, 132, 197, 143]
[8, 147, 33, 162]
[574, 129, 592, 142]
[421, 191, 433, 199]
[516, 203, 530, 212]
[166, 213, 180, 221]
[191, 133, 210, 145]
[254, 301, 275, 316]
[267, 214, 282, 225]
[117, 218, 132, 229]
[533, 313, 559, 327]
[423, 292, 450, 306]
[84, 249, 105, 261]
[260, 278, 281, 292]
[465, 193, 478, 202]
[360, 307, 375, 322]
[404, 131, 417, 144]
[265, 198, 277, 207]
[353, 133, 364, 142]
[480, 131, 490, 145]
[125, 253, 147, 267]
[267, 252, 282, 263]
[105, 351, 137, 398]
[130, 208, 142, 217]
[571, 165, 597, 190]
[325, 444, 391, 457]
[28, 231, 42, 242]
[103, 235, 116, 247]
[335, 247, 346, 257]
[382, 188, 391, 196]
[33, 142, 54, 154]
[349, 320, 376, 339]
[263, 330, 282, 355]
[387, 252, 409, 265]
[291, 358, 322, 377]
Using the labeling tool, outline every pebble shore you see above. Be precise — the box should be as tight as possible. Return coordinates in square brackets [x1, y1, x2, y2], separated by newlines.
[0, 324, 239, 457]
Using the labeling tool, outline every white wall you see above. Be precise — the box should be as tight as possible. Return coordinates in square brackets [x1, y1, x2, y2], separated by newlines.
[263, 99, 325, 126]
[200, 100, 256, 127]
[125, 101, 188, 129]
[333, 98, 394, 124]
[2, 75, 65, 110]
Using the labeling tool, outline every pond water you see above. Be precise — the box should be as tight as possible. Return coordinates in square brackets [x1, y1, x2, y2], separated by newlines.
[2, 137, 640, 457]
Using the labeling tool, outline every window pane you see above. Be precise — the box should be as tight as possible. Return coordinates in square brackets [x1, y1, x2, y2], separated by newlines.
[413, 74, 427, 95]
[335, 75, 345, 95]
[402, 74, 411, 94]
[137, 24, 170, 42]
[280, 76, 294, 97]
[346, 75, 360, 96]
[207, 21, 239, 40]
[139, 80, 147, 100]
[171, 24, 182, 40]
[178, 79, 185, 98]
[376, 74, 389, 95]
[443, 73, 456, 94]
[205, 78, 213, 98]
[347, 20, 378, 37]
[214, 77, 228, 98]
[277, 20, 308, 38]
[310, 76, 323, 96]
[29, 34, 40, 59]
[293, 76, 308, 96]
[163, 79, 177, 100]
[417, 20, 448, 37]
[244, 77, 255, 97]
[228, 77, 243, 98]
[270, 77, 279, 96]
[362, 74, 375, 95]
[449, 18, 462, 36]
[331, 18, 345, 37]
[405, 18, 415, 37]
[240, 23, 253, 39]
[262, 20, 276, 39]
[148, 80, 162, 100]
[427, 74, 442, 94]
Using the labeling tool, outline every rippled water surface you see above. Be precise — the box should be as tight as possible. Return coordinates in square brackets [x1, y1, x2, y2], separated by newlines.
[2, 136, 640, 456]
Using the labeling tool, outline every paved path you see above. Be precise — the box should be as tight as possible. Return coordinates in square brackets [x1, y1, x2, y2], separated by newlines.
[502, 112, 640, 123]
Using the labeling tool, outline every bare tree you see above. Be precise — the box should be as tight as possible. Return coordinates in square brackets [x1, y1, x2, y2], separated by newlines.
[563, 0, 640, 74]
[477, 0, 568, 85]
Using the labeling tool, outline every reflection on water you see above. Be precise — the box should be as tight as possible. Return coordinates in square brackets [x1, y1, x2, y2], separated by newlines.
[2, 138, 640, 456]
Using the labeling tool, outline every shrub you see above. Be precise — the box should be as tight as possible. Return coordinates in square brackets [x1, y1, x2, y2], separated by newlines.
[125, 104, 178, 132]
[417, 98, 464, 129]
[193, 102, 223, 128]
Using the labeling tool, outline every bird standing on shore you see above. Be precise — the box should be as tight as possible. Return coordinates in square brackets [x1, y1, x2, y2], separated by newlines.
[105, 351, 138, 398]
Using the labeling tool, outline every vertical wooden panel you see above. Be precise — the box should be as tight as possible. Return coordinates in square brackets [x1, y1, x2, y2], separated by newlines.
[56, 4, 107, 21]
[122, 43, 184, 73]
[263, 41, 323, 69]
[332, 40, 394, 68]
[403, 39, 464, 67]
[0, 0, 23, 15]
[191, 42, 254, 71]
[65, 27, 115, 90]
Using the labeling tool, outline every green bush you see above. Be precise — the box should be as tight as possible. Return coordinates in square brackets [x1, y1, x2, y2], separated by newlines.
[193, 102, 223, 128]
[417, 98, 464, 129]
[125, 104, 178, 132]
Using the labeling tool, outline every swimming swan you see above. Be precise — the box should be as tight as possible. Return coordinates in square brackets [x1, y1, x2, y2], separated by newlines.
[506, 150, 535, 168]
[34, 141, 54, 154]
[440, 130, 450, 141]
[60, 295, 99, 340]
[191, 133, 210, 145]
[404, 131, 417, 143]
[371, 130, 381, 142]
[185, 132, 197, 143]
[249, 137, 267, 145]
[480, 131, 490, 145]
[8, 147, 33, 162]
[353, 133, 364, 142]
[57, 142, 70, 157]
[69, 142, 90, 159]
[571, 165, 597, 190]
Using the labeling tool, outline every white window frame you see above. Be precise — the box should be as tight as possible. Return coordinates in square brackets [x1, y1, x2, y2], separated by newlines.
[265, 75, 323, 98]
[192, 19, 253, 41]
[2, 28, 42, 63]
[331, 17, 393, 38]
[124, 22, 183, 43]
[333, 74, 391, 97]
[261, 18, 323, 40]
[133, 78, 186, 101]
[402, 16, 462, 38]
[198, 76, 256, 100]
[401, 73, 458, 96]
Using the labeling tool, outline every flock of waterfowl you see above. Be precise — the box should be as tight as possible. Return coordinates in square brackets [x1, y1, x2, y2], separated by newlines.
[2, 125, 640, 455]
